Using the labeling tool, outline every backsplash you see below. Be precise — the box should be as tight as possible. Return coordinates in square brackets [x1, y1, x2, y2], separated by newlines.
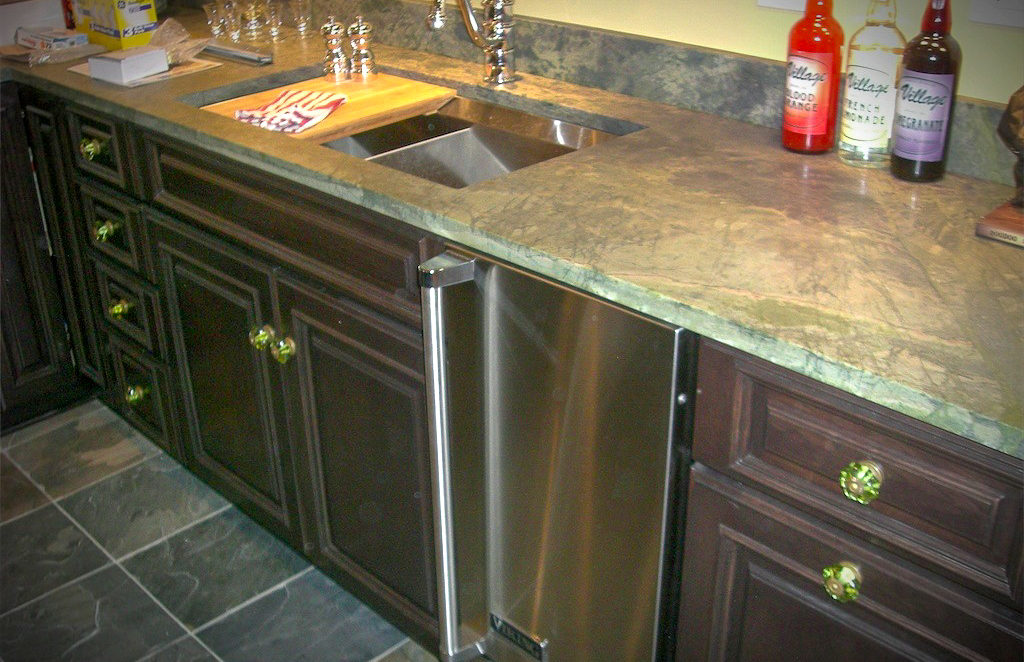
[308, 0, 1011, 186]
[169, 0, 1011, 185]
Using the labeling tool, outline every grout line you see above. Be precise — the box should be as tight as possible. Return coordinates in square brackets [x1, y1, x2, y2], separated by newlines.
[50, 453, 155, 504]
[0, 562, 115, 619]
[3, 447, 226, 662]
[0, 450, 52, 527]
[0, 498, 52, 527]
[368, 637, 413, 662]
[191, 565, 315, 636]
[0, 400, 107, 451]
[135, 632, 214, 662]
[116, 503, 235, 564]
[1, 447, 151, 526]
[56, 499, 227, 662]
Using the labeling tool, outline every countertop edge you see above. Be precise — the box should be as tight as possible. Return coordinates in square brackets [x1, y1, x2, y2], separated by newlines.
[4, 48, 1021, 460]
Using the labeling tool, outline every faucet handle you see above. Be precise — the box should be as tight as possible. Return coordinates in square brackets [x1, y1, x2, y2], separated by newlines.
[426, 0, 446, 30]
[347, 16, 377, 78]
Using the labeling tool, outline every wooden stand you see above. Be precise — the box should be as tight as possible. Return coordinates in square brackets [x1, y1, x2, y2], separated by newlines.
[976, 202, 1024, 248]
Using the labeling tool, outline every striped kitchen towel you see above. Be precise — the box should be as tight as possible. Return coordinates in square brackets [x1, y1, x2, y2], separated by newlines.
[235, 89, 347, 134]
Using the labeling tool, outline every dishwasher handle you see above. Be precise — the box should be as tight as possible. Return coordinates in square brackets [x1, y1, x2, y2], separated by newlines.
[420, 253, 486, 662]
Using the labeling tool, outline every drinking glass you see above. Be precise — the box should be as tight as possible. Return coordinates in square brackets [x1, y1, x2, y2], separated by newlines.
[265, 2, 285, 41]
[202, 2, 224, 37]
[240, 0, 264, 40]
[221, 3, 243, 41]
[290, 0, 313, 37]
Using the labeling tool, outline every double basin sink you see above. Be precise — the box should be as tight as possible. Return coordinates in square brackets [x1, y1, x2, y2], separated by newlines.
[186, 68, 641, 189]
[322, 96, 622, 189]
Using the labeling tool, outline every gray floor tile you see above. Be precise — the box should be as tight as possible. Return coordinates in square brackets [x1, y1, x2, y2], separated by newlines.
[0, 453, 49, 523]
[373, 639, 439, 662]
[123, 507, 309, 630]
[0, 503, 110, 614]
[0, 564, 186, 662]
[141, 634, 219, 661]
[198, 568, 405, 662]
[6, 403, 158, 499]
[0, 400, 106, 450]
[61, 454, 230, 559]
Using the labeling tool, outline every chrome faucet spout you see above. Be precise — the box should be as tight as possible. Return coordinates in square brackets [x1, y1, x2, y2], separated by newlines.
[426, 0, 517, 85]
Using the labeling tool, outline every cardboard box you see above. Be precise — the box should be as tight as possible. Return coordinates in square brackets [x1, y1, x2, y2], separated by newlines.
[78, 0, 158, 50]
[14, 26, 89, 50]
[88, 45, 167, 84]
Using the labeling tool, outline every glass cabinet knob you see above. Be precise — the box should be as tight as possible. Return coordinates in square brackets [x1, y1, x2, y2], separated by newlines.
[839, 460, 884, 505]
[108, 299, 134, 320]
[79, 137, 108, 161]
[270, 337, 296, 365]
[93, 219, 121, 243]
[124, 384, 150, 405]
[248, 324, 277, 351]
[822, 561, 862, 603]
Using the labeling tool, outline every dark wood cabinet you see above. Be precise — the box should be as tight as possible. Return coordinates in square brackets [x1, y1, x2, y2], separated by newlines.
[151, 211, 304, 548]
[20, 89, 107, 387]
[0, 84, 93, 429]
[677, 339, 1024, 661]
[141, 135, 442, 646]
[278, 275, 436, 638]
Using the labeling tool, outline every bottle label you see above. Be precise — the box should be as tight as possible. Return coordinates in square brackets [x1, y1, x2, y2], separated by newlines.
[784, 51, 834, 136]
[892, 71, 955, 162]
[840, 50, 901, 149]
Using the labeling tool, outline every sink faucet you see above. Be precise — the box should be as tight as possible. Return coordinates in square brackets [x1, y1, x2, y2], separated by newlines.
[426, 0, 518, 85]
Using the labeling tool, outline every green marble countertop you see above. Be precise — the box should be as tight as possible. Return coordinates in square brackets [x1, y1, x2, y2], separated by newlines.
[4, 14, 1022, 457]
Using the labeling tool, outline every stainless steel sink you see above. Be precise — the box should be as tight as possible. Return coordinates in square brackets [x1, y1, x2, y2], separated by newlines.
[321, 97, 628, 188]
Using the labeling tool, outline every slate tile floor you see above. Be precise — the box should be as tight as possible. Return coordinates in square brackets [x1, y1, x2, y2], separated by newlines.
[0, 399, 438, 662]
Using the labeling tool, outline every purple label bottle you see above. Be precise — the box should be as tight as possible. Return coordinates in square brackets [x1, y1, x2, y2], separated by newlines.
[890, 0, 961, 182]
[892, 72, 955, 161]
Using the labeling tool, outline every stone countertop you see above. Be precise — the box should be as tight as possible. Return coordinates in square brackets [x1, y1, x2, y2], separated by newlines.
[4, 14, 1022, 457]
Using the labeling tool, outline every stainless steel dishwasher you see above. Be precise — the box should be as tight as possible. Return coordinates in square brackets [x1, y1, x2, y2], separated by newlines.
[420, 250, 692, 662]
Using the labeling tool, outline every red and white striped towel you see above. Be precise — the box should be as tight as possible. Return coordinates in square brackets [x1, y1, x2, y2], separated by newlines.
[234, 89, 348, 134]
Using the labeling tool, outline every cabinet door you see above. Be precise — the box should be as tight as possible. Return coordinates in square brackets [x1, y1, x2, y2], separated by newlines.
[20, 87, 106, 386]
[677, 464, 1023, 662]
[278, 275, 437, 642]
[151, 212, 302, 547]
[0, 84, 91, 428]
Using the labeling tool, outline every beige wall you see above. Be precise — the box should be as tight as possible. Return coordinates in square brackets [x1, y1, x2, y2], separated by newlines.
[515, 0, 1023, 105]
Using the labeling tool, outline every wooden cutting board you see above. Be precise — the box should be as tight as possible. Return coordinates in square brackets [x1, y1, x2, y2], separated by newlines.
[202, 73, 457, 142]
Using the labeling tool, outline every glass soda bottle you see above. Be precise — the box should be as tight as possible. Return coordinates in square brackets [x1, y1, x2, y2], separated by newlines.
[891, 0, 962, 182]
[782, 0, 844, 153]
[837, 0, 906, 167]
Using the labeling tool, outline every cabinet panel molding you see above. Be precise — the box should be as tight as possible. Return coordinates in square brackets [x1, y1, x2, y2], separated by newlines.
[678, 464, 1024, 661]
[153, 212, 303, 547]
[694, 339, 1024, 609]
[279, 275, 437, 645]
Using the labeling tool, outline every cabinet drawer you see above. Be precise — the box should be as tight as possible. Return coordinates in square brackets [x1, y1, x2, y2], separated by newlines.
[66, 106, 136, 193]
[106, 335, 178, 457]
[140, 132, 442, 326]
[77, 180, 153, 280]
[678, 464, 1023, 662]
[92, 258, 165, 359]
[693, 339, 1024, 609]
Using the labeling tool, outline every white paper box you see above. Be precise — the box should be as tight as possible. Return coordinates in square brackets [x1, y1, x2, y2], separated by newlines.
[15, 26, 90, 50]
[88, 46, 168, 84]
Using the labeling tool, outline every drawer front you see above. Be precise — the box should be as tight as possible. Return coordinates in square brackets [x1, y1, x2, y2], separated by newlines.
[694, 339, 1024, 609]
[77, 180, 153, 280]
[92, 257, 165, 359]
[106, 335, 178, 457]
[141, 132, 441, 326]
[67, 106, 135, 193]
[678, 464, 1024, 662]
